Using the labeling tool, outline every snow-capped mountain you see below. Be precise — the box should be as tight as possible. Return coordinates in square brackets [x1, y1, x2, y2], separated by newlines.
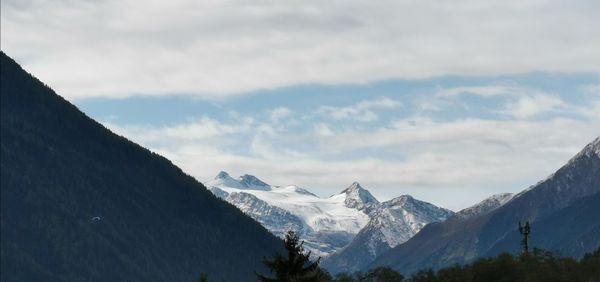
[210, 171, 271, 191]
[453, 193, 514, 220]
[322, 195, 454, 273]
[340, 182, 379, 213]
[207, 172, 370, 257]
[206, 172, 453, 259]
[211, 187, 307, 235]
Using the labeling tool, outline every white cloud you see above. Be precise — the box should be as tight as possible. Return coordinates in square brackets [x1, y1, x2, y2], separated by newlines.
[317, 117, 599, 192]
[502, 94, 567, 119]
[100, 111, 600, 210]
[354, 97, 403, 109]
[433, 84, 582, 119]
[319, 97, 401, 122]
[256, 123, 278, 137]
[2, 0, 599, 100]
[91, 77, 600, 210]
[102, 116, 254, 147]
[314, 123, 334, 136]
[269, 107, 292, 122]
[580, 84, 600, 95]
[436, 85, 518, 97]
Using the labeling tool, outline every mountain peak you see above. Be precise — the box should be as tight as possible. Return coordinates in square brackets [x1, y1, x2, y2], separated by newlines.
[207, 172, 271, 191]
[322, 193, 454, 273]
[386, 194, 413, 203]
[341, 182, 379, 210]
[381, 195, 454, 223]
[346, 181, 363, 191]
[239, 174, 271, 190]
[207, 171, 244, 188]
[215, 171, 232, 180]
[397, 194, 414, 200]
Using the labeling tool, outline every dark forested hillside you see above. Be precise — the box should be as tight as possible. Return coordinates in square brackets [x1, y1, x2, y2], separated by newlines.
[0, 51, 282, 281]
[405, 248, 600, 282]
[370, 137, 600, 275]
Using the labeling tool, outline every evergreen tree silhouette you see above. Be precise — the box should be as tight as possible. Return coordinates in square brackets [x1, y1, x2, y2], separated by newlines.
[256, 230, 328, 282]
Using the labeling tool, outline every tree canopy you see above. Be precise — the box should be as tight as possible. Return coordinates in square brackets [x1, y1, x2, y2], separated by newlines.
[257, 230, 331, 282]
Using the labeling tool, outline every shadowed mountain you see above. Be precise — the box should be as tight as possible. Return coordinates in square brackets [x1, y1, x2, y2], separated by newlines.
[322, 195, 454, 274]
[0, 52, 282, 282]
[370, 137, 600, 275]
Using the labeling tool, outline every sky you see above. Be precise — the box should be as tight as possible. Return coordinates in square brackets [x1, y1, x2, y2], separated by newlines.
[2, 0, 599, 210]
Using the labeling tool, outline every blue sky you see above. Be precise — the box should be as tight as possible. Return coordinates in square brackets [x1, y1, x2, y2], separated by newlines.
[77, 72, 597, 126]
[2, 0, 599, 210]
[74, 72, 600, 210]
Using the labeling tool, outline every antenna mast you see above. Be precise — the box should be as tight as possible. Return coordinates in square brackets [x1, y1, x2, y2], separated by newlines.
[518, 221, 531, 253]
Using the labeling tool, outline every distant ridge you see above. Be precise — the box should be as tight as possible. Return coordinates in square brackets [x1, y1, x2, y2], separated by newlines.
[0, 51, 282, 281]
[453, 193, 514, 220]
[370, 137, 600, 275]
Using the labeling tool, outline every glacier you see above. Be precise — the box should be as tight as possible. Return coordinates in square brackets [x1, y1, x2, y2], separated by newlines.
[205, 171, 452, 259]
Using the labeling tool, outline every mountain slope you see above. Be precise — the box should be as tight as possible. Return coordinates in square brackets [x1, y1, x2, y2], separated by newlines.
[339, 182, 379, 212]
[207, 173, 371, 257]
[486, 191, 600, 258]
[370, 137, 600, 275]
[453, 193, 514, 220]
[207, 172, 454, 267]
[210, 186, 308, 237]
[322, 195, 454, 273]
[0, 52, 282, 282]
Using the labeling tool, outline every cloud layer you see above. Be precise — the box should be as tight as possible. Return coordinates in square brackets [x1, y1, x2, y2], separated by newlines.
[2, 0, 600, 99]
[3, 0, 599, 209]
[90, 77, 600, 210]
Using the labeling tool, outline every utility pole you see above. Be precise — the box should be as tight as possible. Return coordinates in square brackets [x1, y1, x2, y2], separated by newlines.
[518, 221, 531, 253]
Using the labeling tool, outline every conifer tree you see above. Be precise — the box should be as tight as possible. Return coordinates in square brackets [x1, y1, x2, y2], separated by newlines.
[256, 230, 329, 282]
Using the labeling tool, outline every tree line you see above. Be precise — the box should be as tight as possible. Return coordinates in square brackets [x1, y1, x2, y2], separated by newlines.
[248, 230, 600, 282]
